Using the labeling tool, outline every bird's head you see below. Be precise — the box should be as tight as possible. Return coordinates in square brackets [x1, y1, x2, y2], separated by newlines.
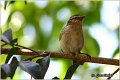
[67, 14, 85, 25]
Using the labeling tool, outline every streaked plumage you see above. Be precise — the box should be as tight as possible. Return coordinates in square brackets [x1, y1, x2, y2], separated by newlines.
[59, 15, 85, 55]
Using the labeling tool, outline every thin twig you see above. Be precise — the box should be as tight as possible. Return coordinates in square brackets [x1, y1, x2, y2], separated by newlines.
[23, 55, 40, 61]
[107, 68, 120, 79]
[15, 44, 38, 53]
[1, 43, 7, 47]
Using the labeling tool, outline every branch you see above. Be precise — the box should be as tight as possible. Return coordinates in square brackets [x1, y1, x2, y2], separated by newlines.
[107, 68, 120, 79]
[1, 48, 119, 66]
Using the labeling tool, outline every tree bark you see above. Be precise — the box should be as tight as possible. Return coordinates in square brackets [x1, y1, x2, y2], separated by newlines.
[1, 48, 119, 66]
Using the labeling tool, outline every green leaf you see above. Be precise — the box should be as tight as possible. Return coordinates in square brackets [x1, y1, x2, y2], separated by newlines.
[36, 56, 50, 79]
[1, 57, 18, 79]
[5, 47, 19, 63]
[82, 29, 100, 56]
[64, 64, 79, 79]
[112, 47, 119, 58]
[19, 61, 41, 79]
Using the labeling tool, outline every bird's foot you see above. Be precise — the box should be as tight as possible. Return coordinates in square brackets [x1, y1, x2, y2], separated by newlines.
[73, 53, 91, 65]
[80, 53, 91, 61]
[72, 53, 84, 65]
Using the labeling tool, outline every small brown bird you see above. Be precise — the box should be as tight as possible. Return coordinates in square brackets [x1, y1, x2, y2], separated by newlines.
[59, 14, 85, 57]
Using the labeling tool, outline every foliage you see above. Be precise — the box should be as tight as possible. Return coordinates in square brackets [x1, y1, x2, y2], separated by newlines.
[1, 57, 18, 79]
[1, 0, 119, 79]
[1, 28, 79, 79]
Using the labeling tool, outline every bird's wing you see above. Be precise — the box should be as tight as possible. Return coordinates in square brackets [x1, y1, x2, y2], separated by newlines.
[59, 25, 69, 41]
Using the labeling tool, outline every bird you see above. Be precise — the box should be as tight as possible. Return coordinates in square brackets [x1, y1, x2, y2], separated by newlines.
[59, 14, 86, 65]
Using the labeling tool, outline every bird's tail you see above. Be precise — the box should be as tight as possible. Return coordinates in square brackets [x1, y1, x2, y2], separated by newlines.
[73, 60, 84, 65]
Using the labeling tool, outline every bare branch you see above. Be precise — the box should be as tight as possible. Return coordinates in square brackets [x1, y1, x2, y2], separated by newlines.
[1, 48, 119, 66]
[107, 68, 119, 79]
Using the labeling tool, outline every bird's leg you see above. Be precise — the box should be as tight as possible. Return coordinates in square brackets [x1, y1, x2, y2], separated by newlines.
[72, 52, 91, 65]
[72, 53, 84, 65]
[79, 53, 91, 61]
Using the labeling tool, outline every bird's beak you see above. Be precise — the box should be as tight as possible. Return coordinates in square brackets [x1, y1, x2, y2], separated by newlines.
[81, 16, 85, 19]
[82, 16, 85, 18]
[79, 16, 85, 21]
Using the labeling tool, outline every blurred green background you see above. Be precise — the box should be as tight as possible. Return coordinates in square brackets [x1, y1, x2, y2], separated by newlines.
[0, 0, 119, 80]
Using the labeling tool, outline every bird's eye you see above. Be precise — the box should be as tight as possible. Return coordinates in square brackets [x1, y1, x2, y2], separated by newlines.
[74, 17, 77, 19]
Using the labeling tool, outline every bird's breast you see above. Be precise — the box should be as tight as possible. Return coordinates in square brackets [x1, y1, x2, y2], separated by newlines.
[60, 27, 84, 53]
